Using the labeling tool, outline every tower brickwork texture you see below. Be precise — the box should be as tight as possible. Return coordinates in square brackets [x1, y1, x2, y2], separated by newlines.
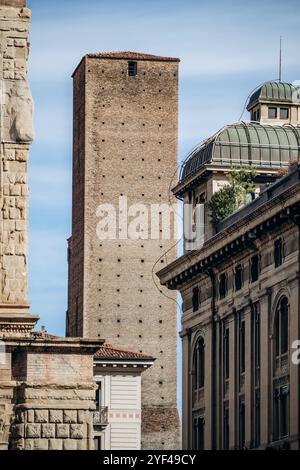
[68, 52, 181, 449]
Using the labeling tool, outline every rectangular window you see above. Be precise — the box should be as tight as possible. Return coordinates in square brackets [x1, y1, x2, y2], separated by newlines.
[251, 254, 259, 283]
[254, 391, 261, 448]
[254, 303, 260, 387]
[193, 414, 205, 450]
[257, 108, 261, 121]
[239, 400, 245, 449]
[268, 107, 278, 119]
[94, 435, 102, 450]
[95, 382, 102, 409]
[239, 319, 245, 375]
[280, 306, 288, 355]
[223, 404, 229, 450]
[128, 61, 137, 76]
[275, 311, 280, 357]
[223, 327, 230, 381]
[192, 286, 200, 312]
[280, 107, 289, 119]
[274, 238, 283, 268]
[219, 273, 227, 299]
[235, 265, 243, 291]
[280, 387, 289, 438]
[273, 386, 289, 441]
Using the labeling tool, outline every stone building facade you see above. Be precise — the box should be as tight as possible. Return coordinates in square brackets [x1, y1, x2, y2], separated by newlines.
[67, 52, 181, 449]
[158, 81, 300, 449]
[0, 0, 102, 451]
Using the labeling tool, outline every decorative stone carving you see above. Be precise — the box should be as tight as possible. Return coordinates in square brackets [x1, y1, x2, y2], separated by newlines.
[0, 3, 101, 454]
[0, 2, 33, 320]
[0, 403, 13, 448]
[2, 80, 35, 143]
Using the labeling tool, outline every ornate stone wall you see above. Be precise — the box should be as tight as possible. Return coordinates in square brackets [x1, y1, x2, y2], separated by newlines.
[0, 3, 103, 452]
[10, 385, 95, 450]
[0, 4, 34, 314]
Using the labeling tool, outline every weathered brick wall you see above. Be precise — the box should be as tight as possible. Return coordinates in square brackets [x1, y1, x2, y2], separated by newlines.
[67, 61, 86, 337]
[68, 55, 181, 449]
[0, 1, 26, 7]
[0, 339, 101, 451]
[26, 351, 94, 383]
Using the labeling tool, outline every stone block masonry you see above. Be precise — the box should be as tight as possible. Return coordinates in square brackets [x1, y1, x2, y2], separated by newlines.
[0, 335, 102, 450]
[0, 2, 34, 318]
[0, 2, 103, 452]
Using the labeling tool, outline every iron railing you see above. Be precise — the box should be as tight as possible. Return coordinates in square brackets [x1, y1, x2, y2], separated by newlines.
[93, 407, 109, 426]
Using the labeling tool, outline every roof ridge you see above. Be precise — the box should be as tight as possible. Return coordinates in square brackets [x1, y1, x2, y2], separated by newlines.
[85, 51, 180, 62]
[95, 343, 154, 360]
[101, 343, 151, 357]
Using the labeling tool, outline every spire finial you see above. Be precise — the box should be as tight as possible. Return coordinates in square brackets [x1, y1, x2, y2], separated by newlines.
[279, 36, 283, 82]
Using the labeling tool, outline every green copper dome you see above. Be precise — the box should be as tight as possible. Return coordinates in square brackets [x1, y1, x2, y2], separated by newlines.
[180, 122, 300, 181]
[247, 81, 299, 110]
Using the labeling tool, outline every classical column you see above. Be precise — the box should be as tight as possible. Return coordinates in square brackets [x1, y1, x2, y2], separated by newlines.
[244, 303, 252, 448]
[229, 312, 237, 449]
[204, 321, 212, 449]
[260, 289, 271, 446]
[288, 274, 300, 449]
[0, 0, 38, 336]
[181, 328, 191, 450]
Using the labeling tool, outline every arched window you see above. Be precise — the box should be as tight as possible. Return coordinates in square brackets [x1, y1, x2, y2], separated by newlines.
[193, 337, 205, 395]
[275, 297, 289, 360]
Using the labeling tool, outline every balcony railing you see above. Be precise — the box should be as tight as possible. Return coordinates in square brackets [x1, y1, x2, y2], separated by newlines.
[93, 407, 109, 426]
[275, 353, 289, 375]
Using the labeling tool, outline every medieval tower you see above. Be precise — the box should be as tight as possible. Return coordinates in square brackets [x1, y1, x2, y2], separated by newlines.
[67, 52, 181, 449]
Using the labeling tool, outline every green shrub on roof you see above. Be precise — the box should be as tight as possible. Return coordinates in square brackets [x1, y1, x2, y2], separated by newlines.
[208, 167, 257, 229]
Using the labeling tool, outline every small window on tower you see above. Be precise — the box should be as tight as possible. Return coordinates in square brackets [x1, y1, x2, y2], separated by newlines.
[268, 107, 277, 119]
[280, 107, 289, 119]
[128, 61, 137, 77]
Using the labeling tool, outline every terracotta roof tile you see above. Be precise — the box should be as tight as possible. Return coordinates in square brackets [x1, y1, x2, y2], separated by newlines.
[94, 343, 154, 361]
[86, 51, 180, 62]
[31, 331, 58, 339]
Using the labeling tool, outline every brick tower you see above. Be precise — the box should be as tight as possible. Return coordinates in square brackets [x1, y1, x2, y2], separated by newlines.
[67, 52, 181, 449]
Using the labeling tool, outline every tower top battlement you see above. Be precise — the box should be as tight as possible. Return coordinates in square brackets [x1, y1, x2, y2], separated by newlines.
[0, 0, 26, 6]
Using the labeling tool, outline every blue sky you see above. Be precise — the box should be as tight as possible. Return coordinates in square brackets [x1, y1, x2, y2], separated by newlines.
[26, 0, 300, 339]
